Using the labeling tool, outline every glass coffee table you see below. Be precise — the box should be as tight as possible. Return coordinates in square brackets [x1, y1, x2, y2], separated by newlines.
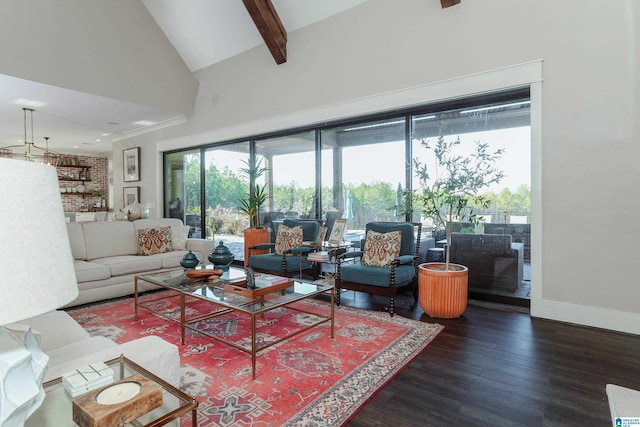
[27, 355, 198, 426]
[135, 267, 334, 379]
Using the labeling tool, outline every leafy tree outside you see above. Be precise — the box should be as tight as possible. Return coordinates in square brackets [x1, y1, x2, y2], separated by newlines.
[180, 156, 531, 237]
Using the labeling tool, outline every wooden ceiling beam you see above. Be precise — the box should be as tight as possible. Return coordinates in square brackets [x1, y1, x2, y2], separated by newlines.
[242, 0, 287, 64]
[441, 0, 461, 8]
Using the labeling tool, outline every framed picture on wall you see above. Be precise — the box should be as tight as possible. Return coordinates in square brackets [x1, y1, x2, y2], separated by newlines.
[123, 147, 140, 182]
[328, 218, 347, 246]
[123, 186, 140, 206]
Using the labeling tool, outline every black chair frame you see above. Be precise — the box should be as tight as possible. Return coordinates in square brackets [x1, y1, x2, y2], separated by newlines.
[335, 222, 422, 316]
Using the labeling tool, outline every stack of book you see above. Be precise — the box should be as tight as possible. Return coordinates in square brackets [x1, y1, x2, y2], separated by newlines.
[307, 251, 330, 262]
[226, 273, 293, 298]
[254, 274, 292, 287]
[62, 362, 115, 397]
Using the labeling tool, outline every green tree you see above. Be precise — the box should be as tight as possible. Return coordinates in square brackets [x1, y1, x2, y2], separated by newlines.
[479, 184, 531, 218]
[205, 164, 245, 210]
[413, 131, 504, 268]
[238, 157, 268, 228]
[183, 155, 201, 215]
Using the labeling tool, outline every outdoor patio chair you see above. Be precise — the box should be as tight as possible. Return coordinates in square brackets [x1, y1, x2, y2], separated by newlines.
[247, 219, 320, 278]
[335, 222, 422, 316]
[261, 211, 284, 242]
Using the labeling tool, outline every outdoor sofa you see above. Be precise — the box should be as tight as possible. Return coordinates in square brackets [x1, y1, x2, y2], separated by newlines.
[450, 232, 524, 291]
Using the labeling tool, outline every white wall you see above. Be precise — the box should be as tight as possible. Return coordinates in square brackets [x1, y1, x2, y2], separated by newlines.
[124, 0, 639, 333]
[0, 0, 197, 116]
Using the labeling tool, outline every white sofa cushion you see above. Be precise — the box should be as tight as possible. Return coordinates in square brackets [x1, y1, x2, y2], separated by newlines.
[170, 226, 191, 250]
[44, 336, 180, 386]
[21, 311, 91, 353]
[46, 335, 118, 372]
[83, 221, 138, 260]
[73, 260, 111, 282]
[22, 310, 180, 388]
[92, 255, 162, 276]
[149, 250, 190, 269]
[67, 222, 87, 260]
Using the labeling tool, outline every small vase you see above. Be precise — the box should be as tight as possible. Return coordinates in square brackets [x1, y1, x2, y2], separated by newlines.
[208, 240, 234, 270]
[180, 250, 200, 270]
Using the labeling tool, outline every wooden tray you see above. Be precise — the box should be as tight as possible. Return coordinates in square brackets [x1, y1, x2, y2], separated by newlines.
[223, 279, 294, 299]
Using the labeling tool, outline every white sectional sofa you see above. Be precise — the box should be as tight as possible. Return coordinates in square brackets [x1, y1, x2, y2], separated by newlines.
[65, 218, 214, 307]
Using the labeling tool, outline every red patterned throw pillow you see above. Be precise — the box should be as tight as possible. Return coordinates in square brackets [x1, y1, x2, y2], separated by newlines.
[275, 225, 303, 255]
[361, 230, 402, 267]
[137, 226, 173, 256]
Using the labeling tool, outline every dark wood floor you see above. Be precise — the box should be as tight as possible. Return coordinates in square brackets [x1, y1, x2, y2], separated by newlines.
[331, 291, 640, 427]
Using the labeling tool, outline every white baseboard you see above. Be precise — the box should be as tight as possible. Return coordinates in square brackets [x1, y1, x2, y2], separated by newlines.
[531, 298, 640, 335]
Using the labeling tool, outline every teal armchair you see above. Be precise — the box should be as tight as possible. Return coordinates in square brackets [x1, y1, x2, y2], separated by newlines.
[247, 219, 320, 278]
[336, 222, 422, 316]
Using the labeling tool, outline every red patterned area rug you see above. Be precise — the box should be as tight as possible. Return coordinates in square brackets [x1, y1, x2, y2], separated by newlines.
[67, 292, 443, 426]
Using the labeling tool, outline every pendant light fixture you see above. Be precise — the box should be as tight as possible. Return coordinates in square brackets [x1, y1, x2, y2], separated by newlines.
[0, 108, 61, 166]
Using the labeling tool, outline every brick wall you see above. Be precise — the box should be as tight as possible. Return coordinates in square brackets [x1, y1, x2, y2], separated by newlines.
[59, 155, 109, 212]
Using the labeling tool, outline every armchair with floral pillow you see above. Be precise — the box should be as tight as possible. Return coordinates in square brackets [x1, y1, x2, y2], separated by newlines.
[335, 222, 422, 316]
[247, 219, 320, 278]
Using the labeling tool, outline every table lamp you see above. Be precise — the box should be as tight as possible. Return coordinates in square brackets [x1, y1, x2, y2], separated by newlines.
[0, 158, 79, 426]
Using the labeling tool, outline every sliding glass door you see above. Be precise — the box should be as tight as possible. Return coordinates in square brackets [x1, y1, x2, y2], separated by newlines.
[321, 117, 407, 245]
[163, 89, 531, 304]
[411, 98, 531, 301]
[254, 131, 316, 243]
[203, 141, 250, 241]
[164, 149, 201, 237]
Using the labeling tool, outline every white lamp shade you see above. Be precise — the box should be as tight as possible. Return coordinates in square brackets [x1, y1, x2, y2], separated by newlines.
[0, 158, 79, 325]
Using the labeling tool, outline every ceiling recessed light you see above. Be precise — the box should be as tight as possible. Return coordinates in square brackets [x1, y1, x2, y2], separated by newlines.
[133, 120, 156, 126]
[95, 139, 101, 142]
[101, 133, 111, 137]
[14, 98, 47, 108]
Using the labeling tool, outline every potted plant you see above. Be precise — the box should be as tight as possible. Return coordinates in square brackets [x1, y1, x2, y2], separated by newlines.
[413, 129, 504, 317]
[238, 156, 270, 266]
[92, 189, 105, 209]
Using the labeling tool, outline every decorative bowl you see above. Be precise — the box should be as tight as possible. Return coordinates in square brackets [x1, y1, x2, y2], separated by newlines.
[184, 268, 224, 279]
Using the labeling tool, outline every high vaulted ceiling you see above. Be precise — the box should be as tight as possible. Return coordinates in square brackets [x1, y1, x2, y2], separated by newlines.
[0, 0, 369, 156]
[1, 0, 462, 156]
[143, 0, 369, 71]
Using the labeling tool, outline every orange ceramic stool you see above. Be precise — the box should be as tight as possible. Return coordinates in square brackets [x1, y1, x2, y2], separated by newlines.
[418, 262, 468, 318]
